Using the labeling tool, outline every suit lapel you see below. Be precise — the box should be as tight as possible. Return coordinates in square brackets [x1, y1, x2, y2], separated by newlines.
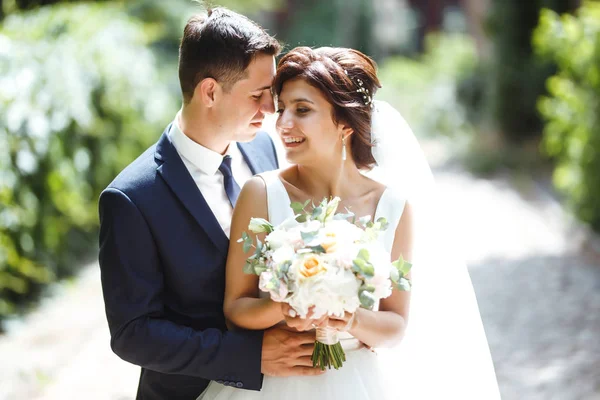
[238, 141, 268, 175]
[155, 128, 229, 254]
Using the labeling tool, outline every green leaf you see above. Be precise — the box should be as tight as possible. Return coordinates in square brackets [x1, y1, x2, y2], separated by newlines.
[353, 258, 367, 271]
[296, 214, 308, 223]
[311, 206, 323, 220]
[392, 255, 412, 276]
[376, 217, 389, 231]
[361, 263, 375, 278]
[255, 237, 263, 256]
[352, 258, 375, 278]
[359, 289, 377, 309]
[242, 239, 252, 253]
[357, 248, 370, 261]
[361, 284, 376, 293]
[254, 265, 268, 275]
[333, 212, 354, 221]
[291, 201, 307, 215]
[396, 277, 411, 291]
[301, 230, 318, 243]
[278, 261, 291, 275]
[243, 262, 255, 274]
[310, 245, 326, 254]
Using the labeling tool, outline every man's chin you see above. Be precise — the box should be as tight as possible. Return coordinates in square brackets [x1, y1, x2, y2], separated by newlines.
[235, 129, 259, 143]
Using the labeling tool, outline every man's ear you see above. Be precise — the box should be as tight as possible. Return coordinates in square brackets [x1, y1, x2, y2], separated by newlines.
[195, 78, 222, 107]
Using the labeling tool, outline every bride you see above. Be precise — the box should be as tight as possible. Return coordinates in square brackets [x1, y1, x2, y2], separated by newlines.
[200, 46, 500, 399]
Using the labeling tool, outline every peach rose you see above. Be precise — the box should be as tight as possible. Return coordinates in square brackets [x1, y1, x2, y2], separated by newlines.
[321, 232, 339, 254]
[299, 254, 327, 278]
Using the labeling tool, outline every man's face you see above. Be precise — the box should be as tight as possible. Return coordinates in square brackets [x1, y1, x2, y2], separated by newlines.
[216, 54, 276, 143]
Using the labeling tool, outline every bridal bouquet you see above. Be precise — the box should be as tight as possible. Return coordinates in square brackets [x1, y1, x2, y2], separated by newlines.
[239, 197, 412, 370]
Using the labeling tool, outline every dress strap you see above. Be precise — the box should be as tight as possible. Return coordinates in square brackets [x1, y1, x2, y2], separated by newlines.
[257, 170, 294, 226]
[374, 189, 406, 252]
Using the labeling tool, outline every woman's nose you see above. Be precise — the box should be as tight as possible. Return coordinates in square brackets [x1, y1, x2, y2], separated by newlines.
[276, 109, 293, 131]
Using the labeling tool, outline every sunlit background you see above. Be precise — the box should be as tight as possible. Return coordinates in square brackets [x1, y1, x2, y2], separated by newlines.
[1, 0, 599, 399]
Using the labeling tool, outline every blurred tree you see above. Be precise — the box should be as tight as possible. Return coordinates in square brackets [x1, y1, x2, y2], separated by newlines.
[485, 0, 580, 143]
[15, 0, 113, 7]
[1, 0, 115, 15]
[0, 2, 177, 326]
[0, 0, 284, 326]
[461, 0, 490, 60]
[207, 0, 283, 13]
[407, 0, 462, 52]
[271, 0, 375, 56]
[534, 2, 600, 232]
[0, 0, 282, 20]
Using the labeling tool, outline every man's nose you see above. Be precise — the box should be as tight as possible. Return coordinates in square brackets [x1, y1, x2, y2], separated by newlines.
[261, 93, 276, 114]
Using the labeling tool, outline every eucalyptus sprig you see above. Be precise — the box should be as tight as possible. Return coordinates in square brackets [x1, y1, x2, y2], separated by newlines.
[391, 255, 413, 291]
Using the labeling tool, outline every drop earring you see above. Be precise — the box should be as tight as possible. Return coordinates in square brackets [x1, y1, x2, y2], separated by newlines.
[342, 136, 347, 161]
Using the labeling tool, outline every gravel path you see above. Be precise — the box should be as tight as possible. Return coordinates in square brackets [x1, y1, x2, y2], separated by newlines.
[433, 165, 600, 400]
[1, 154, 599, 400]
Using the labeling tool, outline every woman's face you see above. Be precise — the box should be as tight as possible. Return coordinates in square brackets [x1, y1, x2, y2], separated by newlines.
[276, 78, 348, 166]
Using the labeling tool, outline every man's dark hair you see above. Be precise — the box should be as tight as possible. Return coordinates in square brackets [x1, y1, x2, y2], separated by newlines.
[178, 7, 281, 103]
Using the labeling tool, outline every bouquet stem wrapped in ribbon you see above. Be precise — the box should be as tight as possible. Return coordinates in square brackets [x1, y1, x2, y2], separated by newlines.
[312, 326, 345, 369]
[239, 197, 412, 370]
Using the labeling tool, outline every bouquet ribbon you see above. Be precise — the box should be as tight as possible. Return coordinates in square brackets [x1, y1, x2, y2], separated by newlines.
[312, 326, 346, 370]
[316, 326, 339, 345]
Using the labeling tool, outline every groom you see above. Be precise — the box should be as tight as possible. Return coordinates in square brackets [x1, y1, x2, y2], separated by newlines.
[98, 8, 320, 400]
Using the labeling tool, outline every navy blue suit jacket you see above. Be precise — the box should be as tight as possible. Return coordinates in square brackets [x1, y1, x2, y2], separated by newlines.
[98, 125, 279, 399]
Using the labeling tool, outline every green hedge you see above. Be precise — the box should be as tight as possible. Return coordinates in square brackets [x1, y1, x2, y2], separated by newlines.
[0, 3, 177, 323]
[377, 33, 478, 140]
[458, 0, 576, 144]
[534, 2, 600, 232]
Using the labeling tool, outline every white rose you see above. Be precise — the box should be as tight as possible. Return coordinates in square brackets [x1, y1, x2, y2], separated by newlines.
[271, 245, 295, 264]
[248, 218, 273, 234]
[265, 229, 288, 250]
[288, 266, 361, 319]
[317, 220, 363, 255]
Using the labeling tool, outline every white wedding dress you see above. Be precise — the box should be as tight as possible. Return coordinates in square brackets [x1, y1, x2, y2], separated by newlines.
[200, 101, 501, 399]
[199, 170, 406, 400]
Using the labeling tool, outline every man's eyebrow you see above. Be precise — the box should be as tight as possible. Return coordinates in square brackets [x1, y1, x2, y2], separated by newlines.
[252, 85, 272, 92]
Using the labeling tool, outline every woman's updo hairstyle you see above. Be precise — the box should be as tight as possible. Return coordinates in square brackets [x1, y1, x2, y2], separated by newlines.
[273, 47, 382, 170]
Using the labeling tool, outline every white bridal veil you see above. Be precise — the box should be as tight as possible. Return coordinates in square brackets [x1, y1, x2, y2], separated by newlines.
[367, 100, 501, 399]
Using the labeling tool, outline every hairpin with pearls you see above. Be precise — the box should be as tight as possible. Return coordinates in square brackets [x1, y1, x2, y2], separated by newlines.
[345, 70, 373, 107]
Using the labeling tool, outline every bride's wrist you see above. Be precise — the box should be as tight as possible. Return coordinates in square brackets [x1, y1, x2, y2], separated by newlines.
[348, 309, 361, 334]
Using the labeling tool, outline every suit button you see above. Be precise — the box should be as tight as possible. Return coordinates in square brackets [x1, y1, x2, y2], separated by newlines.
[216, 380, 224, 384]
[223, 381, 230, 386]
[236, 382, 243, 388]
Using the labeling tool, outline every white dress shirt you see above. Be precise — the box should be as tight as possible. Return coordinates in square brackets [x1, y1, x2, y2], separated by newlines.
[168, 114, 253, 238]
